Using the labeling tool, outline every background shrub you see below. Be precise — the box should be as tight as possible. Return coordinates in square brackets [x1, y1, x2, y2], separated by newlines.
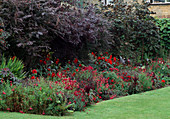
[99, 0, 160, 62]
[0, 17, 10, 61]
[0, 0, 108, 67]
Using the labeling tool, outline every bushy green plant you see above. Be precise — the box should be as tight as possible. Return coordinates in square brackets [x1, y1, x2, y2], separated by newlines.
[0, 56, 25, 80]
[148, 58, 170, 78]
[103, 71, 129, 96]
[156, 18, 170, 57]
[0, 78, 74, 116]
[127, 73, 152, 94]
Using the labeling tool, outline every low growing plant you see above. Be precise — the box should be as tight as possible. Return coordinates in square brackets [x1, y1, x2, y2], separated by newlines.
[0, 56, 25, 80]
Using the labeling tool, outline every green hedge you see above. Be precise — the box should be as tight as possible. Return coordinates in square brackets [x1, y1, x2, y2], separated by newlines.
[156, 18, 170, 56]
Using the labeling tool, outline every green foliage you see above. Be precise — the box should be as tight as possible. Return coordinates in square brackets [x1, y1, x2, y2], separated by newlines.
[103, 71, 129, 96]
[156, 18, 170, 57]
[0, 56, 25, 80]
[128, 73, 152, 94]
[0, 79, 74, 116]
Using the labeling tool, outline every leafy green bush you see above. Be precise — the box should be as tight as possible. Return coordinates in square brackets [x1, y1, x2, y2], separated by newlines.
[0, 78, 74, 116]
[0, 56, 25, 80]
[103, 71, 129, 96]
[156, 18, 170, 57]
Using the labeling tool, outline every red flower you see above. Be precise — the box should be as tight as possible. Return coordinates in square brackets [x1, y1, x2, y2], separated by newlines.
[79, 64, 82, 67]
[113, 57, 116, 62]
[31, 76, 35, 80]
[91, 52, 95, 56]
[161, 80, 165, 83]
[11, 56, 16, 61]
[46, 57, 50, 61]
[72, 72, 76, 77]
[109, 55, 112, 59]
[108, 60, 112, 65]
[74, 58, 78, 64]
[81, 98, 85, 102]
[7, 108, 10, 111]
[76, 69, 79, 72]
[11, 89, 15, 91]
[43, 61, 47, 65]
[40, 60, 43, 63]
[32, 69, 37, 74]
[56, 59, 59, 64]
[97, 57, 102, 60]
[51, 72, 55, 78]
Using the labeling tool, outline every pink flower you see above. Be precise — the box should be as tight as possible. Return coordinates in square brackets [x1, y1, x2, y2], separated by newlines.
[2, 91, 6, 95]
[19, 110, 24, 113]
[42, 111, 45, 115]
[29, 107, 33, 110]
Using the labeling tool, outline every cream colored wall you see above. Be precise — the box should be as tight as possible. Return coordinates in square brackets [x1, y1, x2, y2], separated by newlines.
[149, 5, 170, 18]
[86, 0, 170, 18]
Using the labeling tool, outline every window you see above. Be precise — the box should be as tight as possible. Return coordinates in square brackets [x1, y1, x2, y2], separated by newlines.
[150, 0, 170, 3]
[101, 0, 114, 5]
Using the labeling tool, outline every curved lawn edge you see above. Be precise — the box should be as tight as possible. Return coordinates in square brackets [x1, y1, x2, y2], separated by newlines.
[1, 87, 170, 119]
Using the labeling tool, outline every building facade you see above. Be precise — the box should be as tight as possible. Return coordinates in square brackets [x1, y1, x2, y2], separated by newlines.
[87, 0, 170, 18]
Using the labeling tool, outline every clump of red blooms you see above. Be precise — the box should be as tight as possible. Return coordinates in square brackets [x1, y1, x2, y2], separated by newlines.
[92, 52, 119, 67]
[11, 52, 168, 115]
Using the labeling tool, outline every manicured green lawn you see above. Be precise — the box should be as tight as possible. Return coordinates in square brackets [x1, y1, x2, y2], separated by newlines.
[1, 86, 170, 119]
